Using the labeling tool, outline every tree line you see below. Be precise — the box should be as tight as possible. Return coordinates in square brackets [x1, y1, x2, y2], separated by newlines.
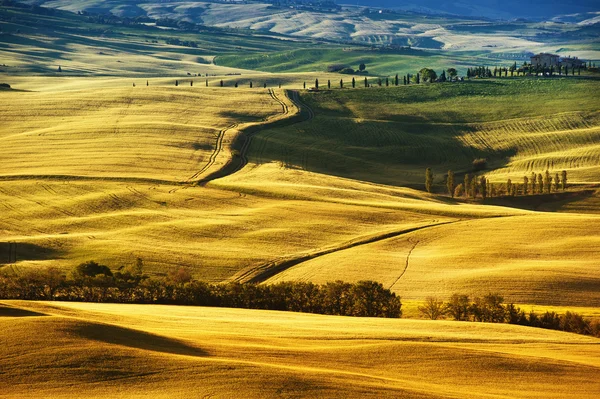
[418, 294, 600, 338]
[0, 261, 401, 318]
[427, 166, 569, 199]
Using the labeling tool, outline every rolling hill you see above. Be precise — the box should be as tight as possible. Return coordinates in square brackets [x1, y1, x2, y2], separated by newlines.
[2, 300, 599, 398]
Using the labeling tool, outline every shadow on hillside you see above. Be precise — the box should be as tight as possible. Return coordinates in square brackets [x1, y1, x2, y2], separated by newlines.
[71, 322, 209, 358]
[483, 188, 598, 212]
[0, 304, 47, 317]
[0, 242, 64, 265]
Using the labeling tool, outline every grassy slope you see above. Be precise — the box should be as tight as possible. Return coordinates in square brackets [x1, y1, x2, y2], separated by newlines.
[1, 80, 599, 306]
[2, 300, 599, 399]
[0, 85, 280, 181]
[0, 5, 312, 77]
[247, 78, 600, 186]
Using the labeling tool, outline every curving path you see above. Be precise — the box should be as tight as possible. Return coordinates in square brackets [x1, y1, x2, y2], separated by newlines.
[229, 220, 459, 284]
[195, 88, 312, 185]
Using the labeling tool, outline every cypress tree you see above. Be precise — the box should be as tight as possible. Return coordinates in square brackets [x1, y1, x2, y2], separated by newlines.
[352, 77, 355, 88]
[507, 179, 512, 195]
[537, 173, 544, 194]
[146, 80, 149, 86]
[553, 173, 560, 192]
[175, 80, 178, 86]
[234, 82, 238, 88]
[364, 77, 368, 88]
[416, 73, 420, 84]
[395, 74, 399, 86]
[425, 168, 434, 193]
[385, 77, 389, 87]
[464, 173, 471, 197]
[220, 80, 223, 87]
[447, 170, 455, 197]
[340, 79, 343, 88]
[561, 170, 567, 190]
[206, 79, 208, 87]
[403, 76, 407, 85]
[250, 81, 253, 88]
[264, 83, 267, 88]
[315, 79, 319, 90]
[480, 176, 487, 199]
[378, 78, 382, 87]
[531, 172, 537, 194]
[544, 170, 552, 193]
[470, 178, 477, 199]
[523, 176, 529, 195]
[190, 80, 193, 86]
[328, 80, 331, 89]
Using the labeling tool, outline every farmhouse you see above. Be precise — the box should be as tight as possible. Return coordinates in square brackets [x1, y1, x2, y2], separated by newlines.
[530, 53, 560, 67]
[560, 56, 585, 69]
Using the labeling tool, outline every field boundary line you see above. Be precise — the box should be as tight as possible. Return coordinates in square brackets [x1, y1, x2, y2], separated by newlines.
[229, 220, 459, 284]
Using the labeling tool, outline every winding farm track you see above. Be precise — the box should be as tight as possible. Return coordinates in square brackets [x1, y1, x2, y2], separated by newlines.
[195, 89, 308, 185]
[230, 220, 459, 284]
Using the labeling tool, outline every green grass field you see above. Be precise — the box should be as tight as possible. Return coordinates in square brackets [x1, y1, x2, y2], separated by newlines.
[247, 78, 600, 186]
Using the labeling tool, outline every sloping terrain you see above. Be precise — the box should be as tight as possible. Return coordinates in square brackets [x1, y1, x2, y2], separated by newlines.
[246, 78, 600, 186]
[1, 301, 599, 399]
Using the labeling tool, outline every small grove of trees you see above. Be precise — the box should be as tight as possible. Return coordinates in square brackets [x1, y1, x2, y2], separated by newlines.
[425, 168, 434, 193]
[0, 262, 402, 318]
[419, 294, 600, 338]
[437, 169, 569, 199]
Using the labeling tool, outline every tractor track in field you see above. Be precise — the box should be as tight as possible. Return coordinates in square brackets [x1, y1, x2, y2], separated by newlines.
[229, 220, 459, 284]
[196, 89, 311, 185]
[388, 239, 419, 290]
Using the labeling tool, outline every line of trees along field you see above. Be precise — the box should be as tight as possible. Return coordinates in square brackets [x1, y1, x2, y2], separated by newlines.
[1, 261, 598, 337]
[418, 294, 600, 338]
[427, 165, 569, 199]
[0, 261, 401, 318]
[156, 61, 592, 90]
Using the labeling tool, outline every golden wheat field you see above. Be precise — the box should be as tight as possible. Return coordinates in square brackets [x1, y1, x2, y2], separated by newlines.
[1, 300, 600, 399]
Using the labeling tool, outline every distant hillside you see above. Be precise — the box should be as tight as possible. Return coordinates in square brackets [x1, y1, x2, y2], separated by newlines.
[353, 0, 600, 20]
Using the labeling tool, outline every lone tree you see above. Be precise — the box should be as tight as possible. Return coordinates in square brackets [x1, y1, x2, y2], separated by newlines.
[220, 80, 224, 87]
[447, 170, 455, 197]
[359, 63, 366, 72]
[419, 68, 437, 82]
[327, 79, 331, 89]
[303, 81, 306, 89]
[352, 77, 355, 88]
[175, 80, 179, 86]
[206, 79, 208, 87]
[57, 65, 62, 72]
[561, 170, 568, 190]
[418, 297, 446, 320]
[315, 78, 319, 90]
[264, 83, 267, 88]
[250, 81, 253, 88]
[425, 168, 434, 193]
[364, 77, 368, 87]
[146, 80, 149, 86]
[190, 80, 193, 86]
[340, 79, 344, 88]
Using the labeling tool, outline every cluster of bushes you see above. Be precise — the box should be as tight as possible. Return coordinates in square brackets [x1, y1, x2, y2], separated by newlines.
[0, 261, 401, 318]
[419, 294, 600, 337]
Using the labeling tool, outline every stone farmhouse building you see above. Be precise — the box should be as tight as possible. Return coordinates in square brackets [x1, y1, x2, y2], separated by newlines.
[530, 53, 560, 67]
[530, 53, 586, 68]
